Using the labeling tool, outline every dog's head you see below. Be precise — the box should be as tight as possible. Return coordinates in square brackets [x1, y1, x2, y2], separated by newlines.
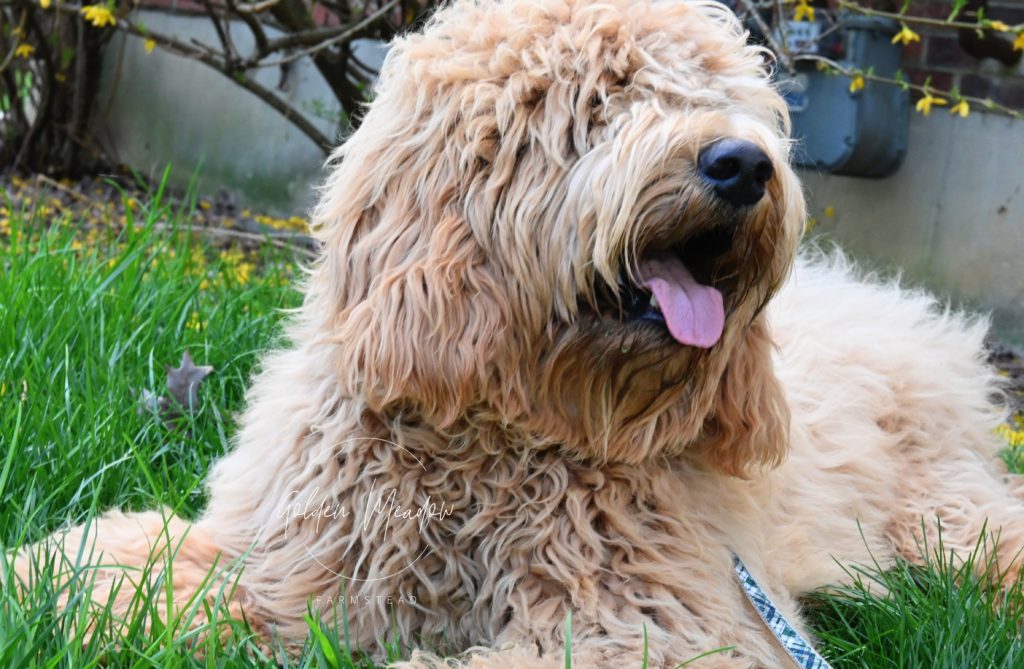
[314, 0, 804, 475]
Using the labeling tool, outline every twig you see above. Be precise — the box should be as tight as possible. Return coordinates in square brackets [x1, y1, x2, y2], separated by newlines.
[200, 0, 238, 71]
[772, 0, 792, 69]
[34, 174, 93, 203]
[251, 0, 398, 68]
[226, 0, 269, 56]
[0, 7, 26, 75]
[836, 0, 1019, 32]
[151, 221, 319, 257]
[234, 0, 282, 14]
[736, 0, 793, 72]
[257, 22, 375, 54]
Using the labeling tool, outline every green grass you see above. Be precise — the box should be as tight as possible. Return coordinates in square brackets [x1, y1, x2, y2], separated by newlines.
[0, 180, 379, 667]
[807, 529, 1024, 668]
[2, 180, 1024, 667]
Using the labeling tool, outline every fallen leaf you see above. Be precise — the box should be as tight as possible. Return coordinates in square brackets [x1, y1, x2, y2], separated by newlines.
[137, 350, 214, 427]
[165, 350, 214, 411]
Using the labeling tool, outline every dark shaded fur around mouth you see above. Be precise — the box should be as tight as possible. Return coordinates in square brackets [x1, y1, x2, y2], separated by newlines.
[592, 224, 737, 327]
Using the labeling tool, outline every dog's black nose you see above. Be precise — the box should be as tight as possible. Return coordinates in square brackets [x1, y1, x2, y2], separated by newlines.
[697, 139, 773, 207]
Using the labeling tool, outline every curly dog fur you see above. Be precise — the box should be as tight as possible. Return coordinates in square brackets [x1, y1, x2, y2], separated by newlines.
[15, 0, 1024, 666]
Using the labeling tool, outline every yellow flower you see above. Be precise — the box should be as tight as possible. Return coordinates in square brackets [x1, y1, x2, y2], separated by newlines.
[997, 423, 1024, 449]
[186, 311, 205, 331]
[144, 38, 156, 54]
[892, 24, 921, 46]
[915, 92, 948, 116]
[1014, 32, 1024, 51]
[794, 0, 814, 22]
[39, 0, 51, 8]
[824, 205, 835, 218]
[849, 74, 865, 94]
[989, 21, 1010, 32]
[14, 43, 35, 58]
[81, 4, 116, 28]
[950, 99, 969, 118]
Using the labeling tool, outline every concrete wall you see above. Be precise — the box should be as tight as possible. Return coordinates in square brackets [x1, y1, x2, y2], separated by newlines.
[801, 111, 1024, 344]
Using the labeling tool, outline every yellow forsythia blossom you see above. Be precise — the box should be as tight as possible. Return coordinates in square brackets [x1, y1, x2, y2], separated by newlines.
[950, 99, 969, 118]
[14, 44, 35, 58]
[915, 92, 947, 116]
[849, 74, 865, 93]
[81, 5, 117, 28]
[144, 38, 156, 53]
[997, 423, 1024, 449]
[1014, 32, 1024, 51]
[186, 312, 205, 331]
[892, 24, 921, 46]
[794, 0, 814, 22]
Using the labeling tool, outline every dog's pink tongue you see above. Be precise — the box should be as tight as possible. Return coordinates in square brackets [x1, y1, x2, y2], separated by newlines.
[638, 256, 724, 348]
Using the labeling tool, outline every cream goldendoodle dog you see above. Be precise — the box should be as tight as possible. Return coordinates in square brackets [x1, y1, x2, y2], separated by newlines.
[15, 0, 1024, 666]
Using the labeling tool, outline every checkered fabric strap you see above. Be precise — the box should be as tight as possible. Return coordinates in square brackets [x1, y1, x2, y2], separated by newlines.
[732, 554, 833, 669]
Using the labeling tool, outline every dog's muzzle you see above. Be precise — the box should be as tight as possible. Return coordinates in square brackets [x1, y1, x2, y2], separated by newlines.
[594, 139, 778, 348]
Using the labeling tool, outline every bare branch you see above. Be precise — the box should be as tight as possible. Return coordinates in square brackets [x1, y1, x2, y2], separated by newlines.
[200, 0, 238, 70]
[226, 0, 269, 55]
[0, 7, 26, 75]
[772, 0, 792, 69]
[252, 0, 399, 68]
[233, 0, 282, 14]
[736, 0, 793, 72]
[54, 3, 334, 152]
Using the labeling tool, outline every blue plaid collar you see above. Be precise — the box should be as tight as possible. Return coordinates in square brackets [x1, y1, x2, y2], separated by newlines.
[732, 554, 833, 669]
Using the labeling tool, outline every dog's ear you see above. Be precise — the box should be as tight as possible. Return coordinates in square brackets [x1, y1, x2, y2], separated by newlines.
[698, 315, 789, 477]
[333, 211, 510, 428]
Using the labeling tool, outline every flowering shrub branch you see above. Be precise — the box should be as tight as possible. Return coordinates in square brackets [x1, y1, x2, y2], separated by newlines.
[1, 0, 438, 172]
[50, 1, 343, 150]
[836, 0, 1016, 33]
[730, 0, 1024, 121]
[795, 53, 1024, 119]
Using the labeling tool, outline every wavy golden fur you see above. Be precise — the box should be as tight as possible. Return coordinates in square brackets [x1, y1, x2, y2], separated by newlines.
[14, 0, 1024, 667]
